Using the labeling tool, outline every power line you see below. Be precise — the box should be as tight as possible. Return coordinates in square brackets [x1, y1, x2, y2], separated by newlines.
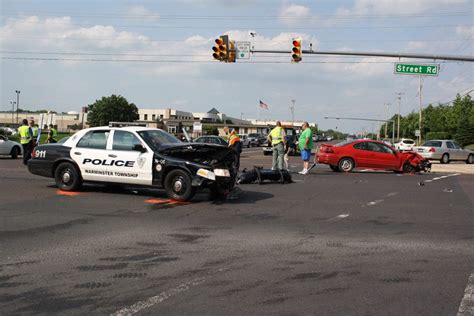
[1, 11, 472, 20]
[2, 36, 470, 44]
[2, 20, 470, 30]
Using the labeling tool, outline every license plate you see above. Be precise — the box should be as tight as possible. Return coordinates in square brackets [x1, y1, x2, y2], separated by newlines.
[417, 148, 424, 152]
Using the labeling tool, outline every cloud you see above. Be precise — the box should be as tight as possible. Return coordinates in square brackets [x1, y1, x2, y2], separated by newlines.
[456, 25, 474, 38]
[278, 4, 313, 26]
[126, 5, 160, 20]
[337, 0, 468, 15]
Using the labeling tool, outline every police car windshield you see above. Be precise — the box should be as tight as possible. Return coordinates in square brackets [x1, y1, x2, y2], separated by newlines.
[138, 130, 181, 150]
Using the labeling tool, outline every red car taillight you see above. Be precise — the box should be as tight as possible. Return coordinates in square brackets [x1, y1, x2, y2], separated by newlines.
[429, 147, 436, 152]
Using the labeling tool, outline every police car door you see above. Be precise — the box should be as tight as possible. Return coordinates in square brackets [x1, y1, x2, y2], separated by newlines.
[107, 130, 153, 185]
[71, 129, 112, 182]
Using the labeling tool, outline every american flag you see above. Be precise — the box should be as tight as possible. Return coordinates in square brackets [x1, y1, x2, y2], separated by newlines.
[259, 100, 269, 110]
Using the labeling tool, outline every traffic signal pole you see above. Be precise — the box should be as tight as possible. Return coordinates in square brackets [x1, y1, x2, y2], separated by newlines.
[249, 50, 474, 62]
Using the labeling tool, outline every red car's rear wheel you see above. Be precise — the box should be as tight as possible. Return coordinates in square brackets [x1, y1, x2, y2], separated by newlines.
[338, 158, 354, 173]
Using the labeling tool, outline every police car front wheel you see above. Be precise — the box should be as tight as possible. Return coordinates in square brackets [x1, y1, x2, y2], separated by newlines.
[164, 170, 195, 202]
[54, 162, 82, 191]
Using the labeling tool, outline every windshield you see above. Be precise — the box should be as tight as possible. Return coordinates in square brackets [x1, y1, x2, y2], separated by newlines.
[335, 140, 356, 147]
[138, 129, 181, 150]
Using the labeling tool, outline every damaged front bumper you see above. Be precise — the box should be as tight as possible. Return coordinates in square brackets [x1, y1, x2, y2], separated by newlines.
[192, 168, 236, 194]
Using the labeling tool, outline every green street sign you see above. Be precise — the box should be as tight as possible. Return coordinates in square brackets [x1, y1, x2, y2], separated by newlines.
[394, 63, 439, 76]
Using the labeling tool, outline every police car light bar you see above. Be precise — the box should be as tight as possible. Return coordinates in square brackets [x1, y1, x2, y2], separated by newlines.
[109, 122, 148, 128]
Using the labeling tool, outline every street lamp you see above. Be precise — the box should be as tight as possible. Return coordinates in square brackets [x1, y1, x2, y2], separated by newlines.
[15, 90, 20, 124]
[10, 101, 16, 124]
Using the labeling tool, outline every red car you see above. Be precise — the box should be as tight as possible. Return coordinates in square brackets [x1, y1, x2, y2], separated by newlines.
[317, 140, 431, 173]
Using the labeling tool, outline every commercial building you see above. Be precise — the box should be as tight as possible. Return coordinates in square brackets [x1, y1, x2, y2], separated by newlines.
[0, 109, 88, 132]
[1, 106, 316, 136]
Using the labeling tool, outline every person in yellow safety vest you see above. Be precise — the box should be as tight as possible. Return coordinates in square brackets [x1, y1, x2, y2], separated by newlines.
[268, 121, 286, 170]
[227, 128, 242, 171]
[18, 119, 33, 165]
[47, 124, 58, 143]
[29, 120, 38, 145]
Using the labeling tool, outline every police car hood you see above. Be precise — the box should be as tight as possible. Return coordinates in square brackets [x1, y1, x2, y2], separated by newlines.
[157, 143, 235, 167]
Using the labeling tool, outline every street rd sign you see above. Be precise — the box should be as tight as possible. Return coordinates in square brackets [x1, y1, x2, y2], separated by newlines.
[415, 129, 421, 137]
[236, 42, 250, 59]
[394, 63, 439, 76]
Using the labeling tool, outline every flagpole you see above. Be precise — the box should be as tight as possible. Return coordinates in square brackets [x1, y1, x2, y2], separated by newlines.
[257, 102, 260, 121]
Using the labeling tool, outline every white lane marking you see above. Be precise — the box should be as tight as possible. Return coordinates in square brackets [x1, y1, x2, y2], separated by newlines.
[327, 214, 350, 221]
[424, 173, 460, 183]
[112, 268, 225, 315]
[457, 273, 474, 316]
[367, 199, 384, 206]
[386, 192, 398, 197]
[112, 278, 205, 315]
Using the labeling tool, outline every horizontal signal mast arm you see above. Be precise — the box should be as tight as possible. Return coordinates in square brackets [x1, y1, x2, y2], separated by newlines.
[250, 50, 474, 62]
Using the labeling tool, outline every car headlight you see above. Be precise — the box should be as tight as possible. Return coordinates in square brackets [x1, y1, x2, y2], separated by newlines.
[213, 168, 230, 177]
[197, 168, 216, 181]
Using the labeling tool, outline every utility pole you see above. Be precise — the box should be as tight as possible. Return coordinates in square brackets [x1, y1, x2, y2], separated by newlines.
[290, 99, 295, 124]
[10, 101, 16, 124]
[395, 92, 404, 140]
[384, 102, 390, 138]
[15, 90, 20, 124]
[418, 76, 423, 145]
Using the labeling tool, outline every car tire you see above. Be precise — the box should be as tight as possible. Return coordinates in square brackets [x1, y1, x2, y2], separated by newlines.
[402, 162, 415, 174]
[338, 158, 354, 173]
[329, 165, 340, 172]
[440, 153, 449, 164]
[164, 169, 195, 202]
[54, 162, 82, 191]
[10, 146, 20, 159]
[466, 154, 473, 164]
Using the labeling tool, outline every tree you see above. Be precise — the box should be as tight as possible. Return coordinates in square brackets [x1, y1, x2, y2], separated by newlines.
[203, 126, 219, 135]
[87, 95, 139, 127]
[455, 95, 474, 146]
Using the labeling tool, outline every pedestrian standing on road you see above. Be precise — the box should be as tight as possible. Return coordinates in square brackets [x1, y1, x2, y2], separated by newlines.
[29, 120, 38, 146]
[298, 122, 314, 175]
[18, 119, 33, 165]
[47, 124, 58, 143]
[227, 128, 242, 172]
[268, 121, 286, 170]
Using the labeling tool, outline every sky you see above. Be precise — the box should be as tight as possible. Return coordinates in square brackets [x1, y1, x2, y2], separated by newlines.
[0, 0, 473, 133]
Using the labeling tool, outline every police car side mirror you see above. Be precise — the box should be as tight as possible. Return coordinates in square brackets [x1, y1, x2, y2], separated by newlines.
[133, 144, 147, 153]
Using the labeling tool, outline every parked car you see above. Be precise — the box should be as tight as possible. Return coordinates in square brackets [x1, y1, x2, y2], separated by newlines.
[263, 127, 299, 156]
[28, 126, 237, 201]
[394, 138, 416, 151]
[239, 134, 251, 148]
[317, 139, 431, 173]
[247, 133, 262, 147]
[0, 127, 18, 136]
[194, 135, 227, 146]
[413, 140, 474, 164]
[0, 135, 22, 159]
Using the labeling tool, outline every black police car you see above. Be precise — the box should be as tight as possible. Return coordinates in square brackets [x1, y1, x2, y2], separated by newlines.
[28, 126, 237, 201]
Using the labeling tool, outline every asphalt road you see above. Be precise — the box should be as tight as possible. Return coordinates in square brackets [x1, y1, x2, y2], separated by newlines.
[1, 147, 473, 315]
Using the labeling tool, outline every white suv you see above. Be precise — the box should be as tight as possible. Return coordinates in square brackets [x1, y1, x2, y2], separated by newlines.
[394, 138, 415, 151]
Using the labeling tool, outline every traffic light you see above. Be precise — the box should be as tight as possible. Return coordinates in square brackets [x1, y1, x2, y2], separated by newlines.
[228, 40, 236, 63]
[291, 38, 302, 63]
[212, 35, 229, 62]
